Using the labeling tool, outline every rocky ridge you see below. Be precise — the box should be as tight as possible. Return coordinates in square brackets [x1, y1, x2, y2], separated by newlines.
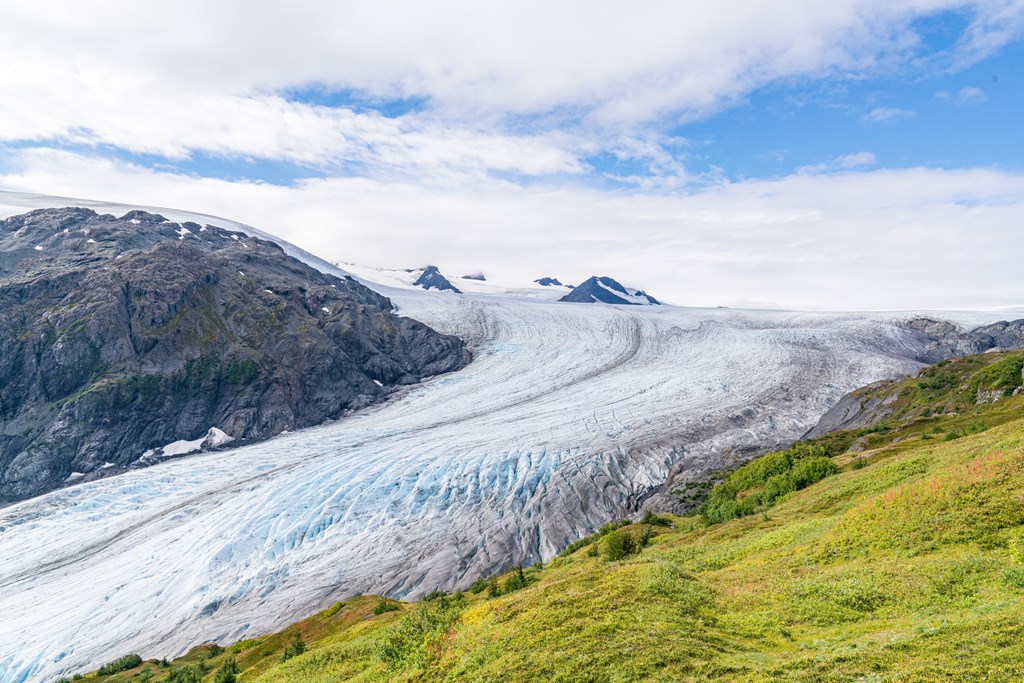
[0, 208, 469, 504]
[559, 276, 660, 305]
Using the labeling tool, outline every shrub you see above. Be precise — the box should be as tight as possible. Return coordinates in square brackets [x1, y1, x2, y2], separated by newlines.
[486, 576, 502, 599]
[640, 510, 671, 526]
[377, 594, 466, 669]
[974, 356, 1024, 397]
[603, 530, 640, 561]
[502, 566, 528, 594]
[96, 654, 143, 675]
[558, 519, 631, 557]
[422, 590, 448, 601]
[700, 442, 838, 524]
[167, 665, 204, 683]
[1003, 568, 1024, 592]
[468, 576, 489, 593]
[374, 598, 401, 615]
[320, 601, 345, 618]
[280, 631, 306, 662]
[213, 657, 238, 683]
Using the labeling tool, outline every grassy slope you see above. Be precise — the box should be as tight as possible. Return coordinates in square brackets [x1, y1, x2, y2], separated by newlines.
[78, 360, 1024, 683]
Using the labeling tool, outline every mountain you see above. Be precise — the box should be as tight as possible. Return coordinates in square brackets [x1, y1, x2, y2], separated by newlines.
[460, 272, 486, 281]
[5, 195, 1019, 683]
[0, 208, 469, 504]
[412, 265, 461, 292]
[558, 275, 660, 305]
[74, 347, 1024, 682]
[534, 277, 564, 287]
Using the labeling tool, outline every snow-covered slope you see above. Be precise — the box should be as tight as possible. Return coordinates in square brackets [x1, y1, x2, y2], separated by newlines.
[0, 192, 1012, 682]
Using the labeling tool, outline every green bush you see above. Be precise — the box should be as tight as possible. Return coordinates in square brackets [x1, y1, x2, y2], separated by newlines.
[377, 594, 466, 670]
[167, 665, 204, 683]
[213, 657, 238, 683]
[374, 598, 401, 615]
[280, 631, 306, 662]
[700, 441, 838, 524]
[558, 519, 630, 557]
[502, 566, 528, 594]
[640, 510, 671, 526]
[422, 590, 448, 601]
[320, 601, 345, 618]
[96, 653, 143, 675]
[603, 530, 640, 561]
[468, 576, 489, 593]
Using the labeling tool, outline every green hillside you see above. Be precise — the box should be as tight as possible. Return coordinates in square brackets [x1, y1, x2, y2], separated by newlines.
[72, 353, 1024, 682]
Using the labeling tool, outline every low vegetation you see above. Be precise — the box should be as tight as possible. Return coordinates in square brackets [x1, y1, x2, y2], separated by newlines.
[73, 350, 1024, 682]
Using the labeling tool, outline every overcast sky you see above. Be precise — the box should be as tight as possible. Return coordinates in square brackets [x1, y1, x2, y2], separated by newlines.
[1, 0, 1022, 310]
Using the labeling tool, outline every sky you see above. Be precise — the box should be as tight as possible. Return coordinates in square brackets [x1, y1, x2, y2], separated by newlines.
[0, 0, 1022, 310]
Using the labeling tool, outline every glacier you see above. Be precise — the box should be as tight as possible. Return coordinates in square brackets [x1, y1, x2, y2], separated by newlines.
[0, 192, 1014, 682]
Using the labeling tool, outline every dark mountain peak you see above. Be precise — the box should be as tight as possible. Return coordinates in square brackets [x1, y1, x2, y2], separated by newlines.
[558, 275, 660, 305]
[534, 277, 564, 287]
[413, 265, 461, 293]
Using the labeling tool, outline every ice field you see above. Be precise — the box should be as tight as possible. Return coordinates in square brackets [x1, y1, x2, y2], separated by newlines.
[0, 193, 1010, 682]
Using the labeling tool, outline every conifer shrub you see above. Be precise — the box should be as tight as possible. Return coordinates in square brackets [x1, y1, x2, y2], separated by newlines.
[374, 598, 401, 615]
[280, 631, 306, 662]
[96, 654, 143, 675]
[640, 510, 671, 526]
[213, 657, 238, 683]
[502, 566, 528, 594]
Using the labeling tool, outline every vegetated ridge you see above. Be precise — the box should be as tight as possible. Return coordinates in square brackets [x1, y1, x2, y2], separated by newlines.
[74, 347, 1024, 682]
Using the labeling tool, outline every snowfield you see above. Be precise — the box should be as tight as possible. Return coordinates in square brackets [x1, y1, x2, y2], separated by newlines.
[0, 193, 1014, 682]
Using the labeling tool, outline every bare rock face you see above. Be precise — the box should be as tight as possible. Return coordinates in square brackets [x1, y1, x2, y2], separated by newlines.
[906, 317, 1024, 363]
[0, 208, 470, 504]
[412, 265, 461, 292]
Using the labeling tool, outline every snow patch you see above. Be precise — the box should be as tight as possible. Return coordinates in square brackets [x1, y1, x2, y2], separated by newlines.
[143, 428, 235, 460]
[33, 245, 43, 251]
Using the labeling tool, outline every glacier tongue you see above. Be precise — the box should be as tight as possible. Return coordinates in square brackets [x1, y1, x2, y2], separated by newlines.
[0, 193, 1011, 682]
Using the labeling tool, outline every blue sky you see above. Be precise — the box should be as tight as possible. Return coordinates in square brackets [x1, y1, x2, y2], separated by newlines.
[0, 1, 1022, 309]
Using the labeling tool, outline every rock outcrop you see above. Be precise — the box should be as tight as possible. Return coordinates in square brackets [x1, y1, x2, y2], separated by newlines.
[558, 276, 659, 305]
[0, 208, 470, 504]
[412, 265, 461, 293]
[905, 317, 1024, 363]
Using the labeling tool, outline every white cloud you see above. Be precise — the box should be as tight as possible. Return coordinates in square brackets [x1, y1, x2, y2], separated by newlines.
[860, 107, 918, 123]
[935, 85, 989, 104]
[4, 147, 1022, 311]
[0, 0, 1020, 166]
[799, 151, 877, 173]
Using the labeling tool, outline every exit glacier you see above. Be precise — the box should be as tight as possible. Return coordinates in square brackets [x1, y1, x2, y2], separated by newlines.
[0, 193, 1010, 682]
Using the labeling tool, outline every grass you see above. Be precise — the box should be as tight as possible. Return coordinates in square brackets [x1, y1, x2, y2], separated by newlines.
[75, 355, 1024, 682]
